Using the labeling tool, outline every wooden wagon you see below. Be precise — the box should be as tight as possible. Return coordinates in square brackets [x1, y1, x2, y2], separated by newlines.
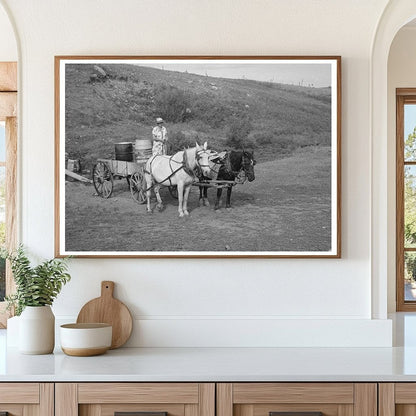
[92, 158, 178, 204]
[92, 158, 147, 203]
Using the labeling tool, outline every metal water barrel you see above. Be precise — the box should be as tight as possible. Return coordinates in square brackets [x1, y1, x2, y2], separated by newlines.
[135, 138, 153, 161]
[115, 142, 134, 161]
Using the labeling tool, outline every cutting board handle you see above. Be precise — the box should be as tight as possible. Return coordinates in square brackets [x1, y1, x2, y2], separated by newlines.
[101, 281, 115, 298]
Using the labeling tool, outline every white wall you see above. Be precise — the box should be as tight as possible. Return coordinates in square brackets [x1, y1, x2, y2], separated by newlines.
[0, 3, 16, 61]
[0, 0, 393, 347]
[387, 26, 416, 312]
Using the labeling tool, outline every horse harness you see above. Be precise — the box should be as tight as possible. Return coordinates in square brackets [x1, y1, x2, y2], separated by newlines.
[218, 151, 254, 184]
[197, 151, 253, 187]
[144, 148, 211, 189]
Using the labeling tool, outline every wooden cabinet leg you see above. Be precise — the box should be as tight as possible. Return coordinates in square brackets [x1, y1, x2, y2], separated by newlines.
[354, 384, 377, 416]
[217, 384, 233, 416]
[39, 383, 54, 416]
[199, 384, 215, 416]
[56, 383, 78, 416]
[379, 384, 395, 416]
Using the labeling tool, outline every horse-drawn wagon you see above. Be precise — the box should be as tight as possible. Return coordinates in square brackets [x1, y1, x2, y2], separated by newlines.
[92, 140, 177, 204]
[91, 141, 256, 214]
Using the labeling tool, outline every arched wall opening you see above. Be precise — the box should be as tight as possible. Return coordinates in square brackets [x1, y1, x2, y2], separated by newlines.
[371, 0, 416, 319]
[387, 19, 416, 313]
[0, 1, 17, 61]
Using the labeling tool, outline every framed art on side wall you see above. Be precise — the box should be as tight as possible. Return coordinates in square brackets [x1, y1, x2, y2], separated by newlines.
[55, 56, 341, 258]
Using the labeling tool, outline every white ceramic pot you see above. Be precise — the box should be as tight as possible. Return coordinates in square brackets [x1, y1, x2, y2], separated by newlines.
[19, 306, 55, 354]
[60, 323, 112, 356]
[6, 315, 20, 347]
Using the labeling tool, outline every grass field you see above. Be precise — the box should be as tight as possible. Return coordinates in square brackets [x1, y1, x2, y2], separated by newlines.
[64, 63, 332, 169]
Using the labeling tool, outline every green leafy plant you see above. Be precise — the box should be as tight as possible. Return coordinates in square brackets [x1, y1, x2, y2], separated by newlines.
[3, 246, 71, 316]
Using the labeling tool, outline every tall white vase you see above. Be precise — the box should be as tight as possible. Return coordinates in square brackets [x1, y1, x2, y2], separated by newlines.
[6, 315, 20, 347]
[19, 306, 55, 354]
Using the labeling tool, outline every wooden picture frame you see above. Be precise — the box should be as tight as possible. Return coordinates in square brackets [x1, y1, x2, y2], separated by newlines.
[55, 56, 341, 258]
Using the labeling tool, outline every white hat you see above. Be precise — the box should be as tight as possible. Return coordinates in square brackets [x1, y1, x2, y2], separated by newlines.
[156, 117, 164, 124]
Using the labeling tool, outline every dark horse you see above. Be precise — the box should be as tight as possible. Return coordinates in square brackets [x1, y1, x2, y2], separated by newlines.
[199, 150, 256, 209]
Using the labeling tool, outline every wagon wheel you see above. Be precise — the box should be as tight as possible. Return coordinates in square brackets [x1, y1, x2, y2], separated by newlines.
[168, 186, 178, 199]
[93, 161, 113, 198]
[130, 171, 147, 204]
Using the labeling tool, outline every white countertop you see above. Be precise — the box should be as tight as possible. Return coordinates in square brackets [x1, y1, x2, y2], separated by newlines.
[2, 313, 416, 382]
[2, 346, 416, 382]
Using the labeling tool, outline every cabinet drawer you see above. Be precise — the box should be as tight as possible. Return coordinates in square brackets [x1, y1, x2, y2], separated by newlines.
[56, 383, 215, 416]
[0, 383, 53, 415]
[78, 383, 200, 404]
[0, 383, 39, 403]
[218, 383, 376, 416]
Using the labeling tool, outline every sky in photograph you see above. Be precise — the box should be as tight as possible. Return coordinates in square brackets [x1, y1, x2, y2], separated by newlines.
[137, 62, 332, 88]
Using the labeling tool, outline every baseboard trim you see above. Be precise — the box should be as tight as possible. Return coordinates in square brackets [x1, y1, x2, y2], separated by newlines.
[51, 317, 393, 348]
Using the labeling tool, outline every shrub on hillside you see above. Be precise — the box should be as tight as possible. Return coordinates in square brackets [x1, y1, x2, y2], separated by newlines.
[226, 117, 252, 148]
[274, 136, 295, 152]
[251, 131, 298, 154]
[192, 95, 233, 128]
[154, 85, 191, 123]
[168, 130, 196, 152]
[253, 132, 273, 146]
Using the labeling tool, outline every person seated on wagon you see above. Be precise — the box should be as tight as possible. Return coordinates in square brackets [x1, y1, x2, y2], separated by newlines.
[152, 117, 168, 156]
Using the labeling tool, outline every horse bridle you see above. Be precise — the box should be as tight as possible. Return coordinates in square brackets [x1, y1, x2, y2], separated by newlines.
[242, 151, 255, 171]
[194, 148, 213, 177]
[195, 148, 211, 168]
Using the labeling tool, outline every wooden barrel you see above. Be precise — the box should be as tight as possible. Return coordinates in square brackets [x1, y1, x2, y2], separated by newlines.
[135, 139, 153, 161]
[115, 142, 134, 161]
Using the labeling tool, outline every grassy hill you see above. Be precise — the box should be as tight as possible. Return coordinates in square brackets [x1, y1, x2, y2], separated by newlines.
[64, 63, 332, 170]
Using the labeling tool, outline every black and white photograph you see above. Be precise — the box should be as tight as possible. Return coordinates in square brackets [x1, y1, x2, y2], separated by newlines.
[55, 56, 341, 257]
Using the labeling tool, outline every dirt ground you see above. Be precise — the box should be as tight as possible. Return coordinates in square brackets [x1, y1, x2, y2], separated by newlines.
[64, 147, 332, 253]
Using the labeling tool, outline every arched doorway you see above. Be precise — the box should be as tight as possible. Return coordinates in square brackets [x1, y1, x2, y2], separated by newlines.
[371, 1, 416, 318]
[388, 22, 416, 313]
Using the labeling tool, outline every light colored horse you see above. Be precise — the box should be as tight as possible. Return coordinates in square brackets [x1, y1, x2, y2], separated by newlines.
[144, 142, 212, 217]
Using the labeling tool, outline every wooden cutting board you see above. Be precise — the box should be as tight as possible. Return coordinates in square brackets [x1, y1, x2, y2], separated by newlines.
[76, 281, 133, 349]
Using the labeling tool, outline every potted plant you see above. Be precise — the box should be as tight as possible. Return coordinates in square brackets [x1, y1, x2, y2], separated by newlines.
[4, 246, 71, 354]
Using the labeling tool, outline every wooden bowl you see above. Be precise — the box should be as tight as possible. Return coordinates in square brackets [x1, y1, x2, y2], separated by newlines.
[60, 323, 112, 356]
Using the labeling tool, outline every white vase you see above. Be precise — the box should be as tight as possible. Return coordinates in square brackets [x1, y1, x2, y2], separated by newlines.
[19, 306, 55, 354]
[6, 315, 20, 348]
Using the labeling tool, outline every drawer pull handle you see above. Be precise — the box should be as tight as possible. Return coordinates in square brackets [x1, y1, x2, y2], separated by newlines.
[115, 412, 168, 416]
[270, 413, 323, 416]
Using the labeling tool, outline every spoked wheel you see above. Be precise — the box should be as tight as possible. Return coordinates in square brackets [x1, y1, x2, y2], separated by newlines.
[168, 186, 178, 199]
[130, 171, 147, 204]
[92, 161, 113, 198]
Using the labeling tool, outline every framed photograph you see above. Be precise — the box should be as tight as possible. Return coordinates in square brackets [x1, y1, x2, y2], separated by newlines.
[55, 56, 341, 258]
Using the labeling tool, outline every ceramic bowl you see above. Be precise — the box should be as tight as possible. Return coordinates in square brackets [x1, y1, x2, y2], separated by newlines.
[60, 323, 112, 356]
